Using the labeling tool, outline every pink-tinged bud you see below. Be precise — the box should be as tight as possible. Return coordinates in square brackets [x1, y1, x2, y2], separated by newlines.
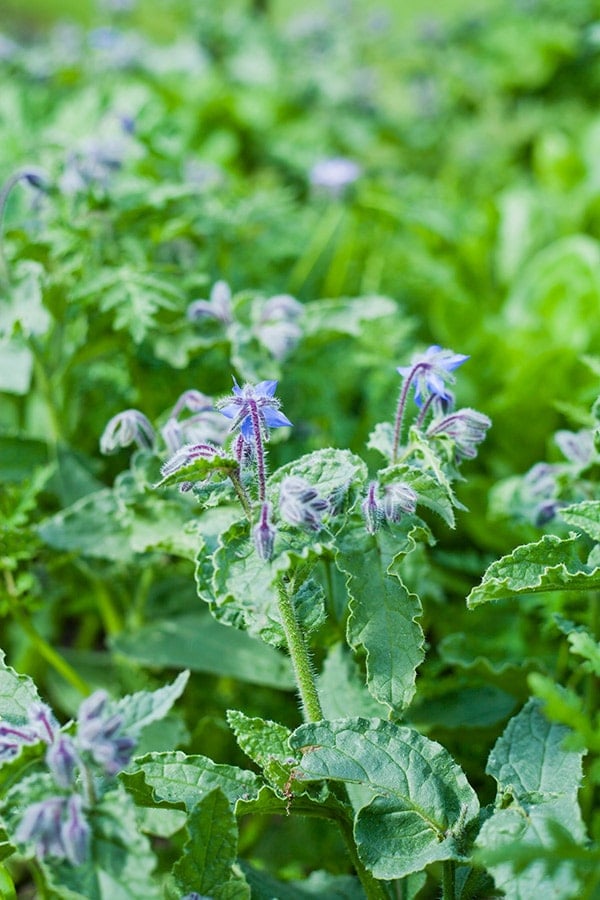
[253, 502, 277, 562]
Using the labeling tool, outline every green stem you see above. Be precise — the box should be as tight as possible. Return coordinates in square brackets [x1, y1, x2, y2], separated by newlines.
[276, 576, 322, 723]
[15, 610, 90, 696]
[228, 469, 253, 521]
[442, 859, 456, 900]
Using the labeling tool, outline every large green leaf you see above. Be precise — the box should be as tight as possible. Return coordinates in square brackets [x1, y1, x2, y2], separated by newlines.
[173, 788, 249, 900]
[290, 717, 479, 879]
[37, 489, 133, 562]
[123, 751, 261, 812]
[467, 533, 600, 607]
[476, 699, 586, 899]
[337, 522, 425, 712]
[111, 613, 294, 689]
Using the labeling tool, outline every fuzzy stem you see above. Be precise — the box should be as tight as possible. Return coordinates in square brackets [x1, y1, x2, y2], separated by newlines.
[391, 364, 421, 463]
[276, 576, 322, 723]
[228, 468, 253, 520]
[248, 399, 267, 502]
[415, 392, 435, 429]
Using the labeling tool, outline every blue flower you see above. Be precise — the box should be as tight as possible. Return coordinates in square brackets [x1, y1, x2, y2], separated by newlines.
[217, 379, 292, 441]
[397, 345, 469, 408]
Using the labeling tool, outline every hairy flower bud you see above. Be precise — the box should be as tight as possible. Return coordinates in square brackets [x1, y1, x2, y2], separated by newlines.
[253, 502, 277, 562]
[15, 794, 90, 865]
[427, 408, 491, 461]
[46, 735, 80, 789]
[100, 409, 155, 455]
[187, 280, 233, 325]
[279, 476, 328, 531]
[76, 690, 136, 776]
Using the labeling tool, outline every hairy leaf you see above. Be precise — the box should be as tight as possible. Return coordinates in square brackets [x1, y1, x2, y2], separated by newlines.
[290, 717, 479, 879]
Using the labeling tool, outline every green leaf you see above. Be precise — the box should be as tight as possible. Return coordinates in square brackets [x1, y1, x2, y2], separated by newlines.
[467, 533, 600, 607]
[290, 717, 479, 879]
[173, 788, 249, 900]
[210, 519, 327, 648]
[0, 651, 41, 721]
[226, 710, 291, 769]
[486, 698, 584, 800]
[154, 450, 238, 490]
[0, 434, 48, 481]
[111, 613, 295, 689]
[318, 644, 385, 720]
[42, 786, 161, 900]
[560, 499, 600, 541]
[226, 711, 294, 792]
[112, 671, 189, 738]
[123, 751, 261, 812]
[240, 863, 365, 900]
[37, 489, 134, 562]
[337, 521, 425, 712]
[268, 448, 368, 509]
[476, 699, 586, 899]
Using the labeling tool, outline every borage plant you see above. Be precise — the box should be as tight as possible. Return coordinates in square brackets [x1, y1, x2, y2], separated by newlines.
[2, 341, 590, 899]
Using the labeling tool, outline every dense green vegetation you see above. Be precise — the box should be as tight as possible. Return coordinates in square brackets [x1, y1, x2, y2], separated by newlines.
[1, 1, 600, 897]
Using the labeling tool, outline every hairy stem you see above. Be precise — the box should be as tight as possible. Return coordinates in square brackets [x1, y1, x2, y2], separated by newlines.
[228, 469, 253, 520]
[276, 576, 322, 723]
[392, 365, 421, 463]
[248, 399, 267, 502]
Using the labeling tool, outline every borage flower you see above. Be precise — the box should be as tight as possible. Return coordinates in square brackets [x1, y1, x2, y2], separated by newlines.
[217, 379, 292, 441]
[397, 345, 469, 409]
[217, 379, 292, 503]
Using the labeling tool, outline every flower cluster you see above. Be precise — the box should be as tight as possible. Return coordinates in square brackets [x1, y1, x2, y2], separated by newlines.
[6, 690, 136, 867]
[362, 480, 418, 535]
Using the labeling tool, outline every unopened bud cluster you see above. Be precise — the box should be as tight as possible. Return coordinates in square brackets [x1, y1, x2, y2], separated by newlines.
[2, 690, 136, 866]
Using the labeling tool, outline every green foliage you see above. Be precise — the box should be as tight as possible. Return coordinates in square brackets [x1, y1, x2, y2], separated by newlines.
[3, 0, 600, 896]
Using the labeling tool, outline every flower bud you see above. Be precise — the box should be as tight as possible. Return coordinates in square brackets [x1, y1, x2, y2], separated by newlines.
[253, 502, 277, 562]
[279, 476, 328, 531]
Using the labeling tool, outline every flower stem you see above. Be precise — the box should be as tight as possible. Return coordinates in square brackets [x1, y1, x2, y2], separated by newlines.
[276, 576, 322, 723]
[228, 469, 253, 521]
[392, 365, 420, 463]
[248, 399, 267, 502]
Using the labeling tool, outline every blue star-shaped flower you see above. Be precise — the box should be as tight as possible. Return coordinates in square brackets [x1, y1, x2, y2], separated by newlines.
[397, 345, 469, 407]
[217, 379, 292, 440]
